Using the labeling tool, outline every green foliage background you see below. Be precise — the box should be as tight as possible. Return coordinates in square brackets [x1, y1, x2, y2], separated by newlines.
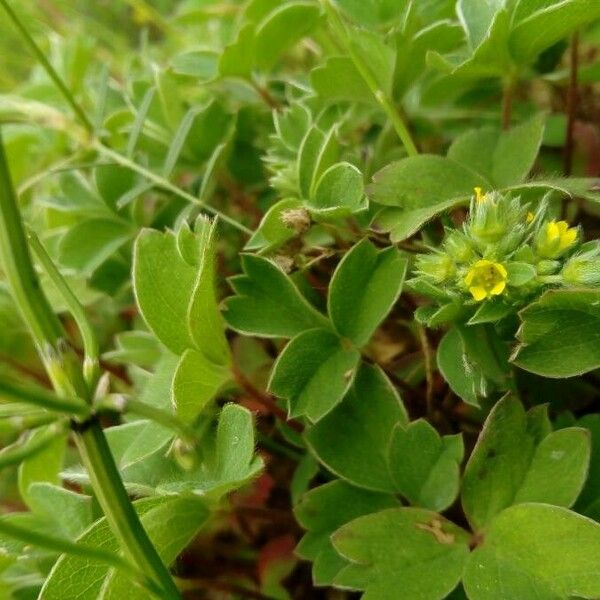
[0, 0, 600, 599]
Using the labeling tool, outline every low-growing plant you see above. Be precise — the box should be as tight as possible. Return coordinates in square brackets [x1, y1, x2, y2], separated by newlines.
[0, 0, 600, 599]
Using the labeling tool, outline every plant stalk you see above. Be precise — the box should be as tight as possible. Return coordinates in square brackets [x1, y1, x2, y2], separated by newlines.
[74, 420, 181, 599]
[0, 131, 180, 599]
[322, 0, 418, 156]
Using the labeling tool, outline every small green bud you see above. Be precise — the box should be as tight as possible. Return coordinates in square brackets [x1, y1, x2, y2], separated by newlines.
[536, 260, 560, 275]
[562, 245, 600, 285]
[416, 253, 455, 283]
[443, 230, 473, 262]
[468, 192, 527, 246]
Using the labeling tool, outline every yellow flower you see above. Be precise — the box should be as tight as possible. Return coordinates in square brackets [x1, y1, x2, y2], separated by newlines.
[547, 220, 577, 251]
[474, 187, 486, 203]
[536, 220, 578, 257]
[464, 259, 508, 302]
[526, 211, 534, 223]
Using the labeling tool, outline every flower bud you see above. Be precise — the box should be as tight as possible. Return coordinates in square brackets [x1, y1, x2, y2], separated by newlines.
[443, 230, 473, 262]
[562, 245, 600, 285]
[536, 260, 560, 275]
[416, 253, 455, 283]
[535, 220, 578, 258]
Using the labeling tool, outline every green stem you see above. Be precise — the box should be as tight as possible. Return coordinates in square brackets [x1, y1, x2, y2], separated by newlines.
[28, 229, 100, 388]
[0, 518, 162, 596]
[0, 379, 89, 416]
[93, 141, 253, 235]
[321, 0, 418, 156]
[0, 131, 181, 599]
[0, 136, 64, 350]
[75, 421, 181, 599]
[0, 0, 93, 134]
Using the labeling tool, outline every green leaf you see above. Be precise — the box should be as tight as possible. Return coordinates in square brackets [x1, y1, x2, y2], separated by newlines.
[369, 155, 487, 241]
[331, 508, 470, 600]
[437, 327, 485, 407]
[224, 254, 330, 338]
[305, 363, 408, 492]
[506, 261, 536, 286]
[349, 27, 396, 97]
[172, 348, 229, 424]
[295, 480, 399, 586]
[103, 331, 162, 369]
[254, 2, 321, 71]
[27, 483, 92, 540]
[447, 115, 545, 188]
[219, 24, 255, 79]
[328, 239, 407, 347]
[245, 198, 305, 252]
[394, 21, 464, 98]
[388, 420, 463, 512]
[162, 107, 202, 177]
[58, 218, 132, 275]
[310, 56, 374, 104]
[94, 165, 137, 208]
[463, 503, 600, 600]
[509, 0, 600, 65]
[467, 300, 513, 325]
[133, 223, 228, 360]
[512, 288, 600, 378]
[41, 496, 210, 600]
[491, 114, 545, 187]
[18, 428, 67, 508]
[109, 354, 179, 469]
[133, 229, 196, 354]
[46, 171, 108, 215]
[333, 0, 404, 27]
[213, 403, 259, 483]
[268, 328, 360, 422]
[308, 162, 365, 217]
[298, 125, 339, 200]
[186, 218, 231, 366]
[462, 395, 591, 531]
[457, 0, 505, 50]
[171, 50, 219, 81]
[575, 414, 600, 518]
[428, 9, 511, 78]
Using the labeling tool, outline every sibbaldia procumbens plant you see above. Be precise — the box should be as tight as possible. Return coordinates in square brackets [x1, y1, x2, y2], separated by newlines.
[0, 1, 599, 599]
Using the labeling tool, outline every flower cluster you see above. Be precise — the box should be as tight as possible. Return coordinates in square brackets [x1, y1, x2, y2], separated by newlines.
[410, 190, 600, 319]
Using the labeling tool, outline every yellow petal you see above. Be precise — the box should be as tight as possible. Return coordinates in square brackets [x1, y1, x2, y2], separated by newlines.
[490, 281, 506, 296]
[546, 221, 560, 241]
[464, 271, 474, 285]
[562, 228, 577, 248]
[474, 259, 492, 268]
[470, 286, 488, 301]
[495, 263, 508, 278]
